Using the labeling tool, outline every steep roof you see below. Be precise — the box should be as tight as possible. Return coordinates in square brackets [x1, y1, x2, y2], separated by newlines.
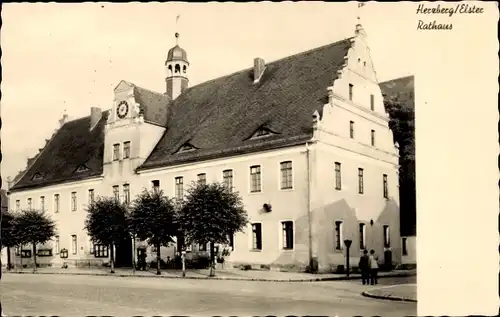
[379, 75, 415, 109]
[138, 38, 353, 170]
[133, 84, 170, 126]
[9, 112, 110, 192]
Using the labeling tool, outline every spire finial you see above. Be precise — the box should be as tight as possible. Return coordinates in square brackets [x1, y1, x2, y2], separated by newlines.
[355, 2, 366, 36]
[175, 15, 180, 45]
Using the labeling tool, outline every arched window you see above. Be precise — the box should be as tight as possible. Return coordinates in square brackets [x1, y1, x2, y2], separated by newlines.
[175, 64, 180, 74]
[168, 64, 173, 76]
[183, 65, 187, 73]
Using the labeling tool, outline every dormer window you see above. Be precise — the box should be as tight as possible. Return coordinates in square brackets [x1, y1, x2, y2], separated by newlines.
[32, 173, 43, 180]
[75, 165, 90, 173]
[248, 126, 277, 140]
[176, 142, 197, 154]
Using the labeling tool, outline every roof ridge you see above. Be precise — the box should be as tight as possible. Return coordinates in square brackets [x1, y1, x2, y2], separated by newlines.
[132, 83, 170, 99]
[185, 37, 354, 92]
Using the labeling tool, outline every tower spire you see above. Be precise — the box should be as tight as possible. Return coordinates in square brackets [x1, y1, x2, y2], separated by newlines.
[355, 2, 367, 37]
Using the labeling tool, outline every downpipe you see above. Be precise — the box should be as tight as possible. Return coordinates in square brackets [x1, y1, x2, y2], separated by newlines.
[305, 142, 314, 272]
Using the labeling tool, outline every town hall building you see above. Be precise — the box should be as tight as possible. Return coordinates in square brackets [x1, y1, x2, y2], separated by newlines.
[6, 21, 416, 272]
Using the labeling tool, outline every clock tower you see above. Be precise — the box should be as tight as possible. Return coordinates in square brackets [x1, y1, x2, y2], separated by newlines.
[165, 32, 189, 100]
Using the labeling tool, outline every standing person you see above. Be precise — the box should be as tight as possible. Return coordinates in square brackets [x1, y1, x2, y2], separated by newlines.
[369, 249, 379, 285]
[358, 250, 370, 285]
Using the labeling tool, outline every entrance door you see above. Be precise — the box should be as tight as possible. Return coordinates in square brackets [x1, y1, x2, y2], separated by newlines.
[114, 237, 132, 268]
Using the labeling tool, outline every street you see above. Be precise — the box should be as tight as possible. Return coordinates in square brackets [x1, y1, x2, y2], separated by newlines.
[0, 273, 416, 316]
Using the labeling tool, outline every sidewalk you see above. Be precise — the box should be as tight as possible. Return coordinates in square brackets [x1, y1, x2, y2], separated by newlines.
[3, 267, 415, 282]
[362, 284, 417, 302]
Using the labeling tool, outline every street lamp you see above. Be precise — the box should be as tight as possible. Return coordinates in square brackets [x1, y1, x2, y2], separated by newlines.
[344, 239, 352, 277]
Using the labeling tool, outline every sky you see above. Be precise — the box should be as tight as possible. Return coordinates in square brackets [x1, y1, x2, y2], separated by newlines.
[0, 2, 418, 186]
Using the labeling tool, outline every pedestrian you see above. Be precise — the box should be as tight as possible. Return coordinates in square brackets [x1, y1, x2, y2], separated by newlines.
[368, 249, 379, 285]
[358, 249, 370, 285]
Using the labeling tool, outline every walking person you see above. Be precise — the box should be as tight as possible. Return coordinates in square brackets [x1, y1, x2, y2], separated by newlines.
[358, 249, 370, 285]
[368, 249, 379, 285]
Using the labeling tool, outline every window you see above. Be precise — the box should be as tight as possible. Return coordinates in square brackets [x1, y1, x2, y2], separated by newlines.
[54, 236, 60, 254]
[281, 221, 294, 250]
[123, 184, 130, 205]
[27, 198, 32, 209]
[280, 161, 293, 189]
[54, 194, 60, 213]
[197, 173, 207, 185]
[37, 249, 52, 257]
[113, 186, 120, 202]
[71, 235, 78, 255]
[21, 250, 32, 258]
[371, 130, 376, 146]
[348, 84, 353, 100]
[88, 189, 95, 204]
[359, 223, 366, 250]
[334, 162, 342, 190]
[349, 121, 355, 139]
[335, 221, 343, 251]
[40, 196, 45, 211]
[90, 240, 94, 254]
[370, 94, 375, 111]
[123, 141, 131, 159]
[402, 238, 408, 256]
[94, 244, 109, 258]
[383, 225, 390, 248]
[152, 180, 160, 193]
[175, 177, 184, 200]
[15, 200, 20, 211]
[383, 174, 389, 198]
[252, 223, 262, 250]
[223, 169, 233, 192]
[250, 165, 261, 193]
[113, 143, 120, 161]
[71, 192, 77, 211]
[15, 246, 20, 256]
[358, 168, 364, 194]
[199, 243, 207, 252]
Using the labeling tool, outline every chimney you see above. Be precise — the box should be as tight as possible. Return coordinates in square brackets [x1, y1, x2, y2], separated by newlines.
[90, 107, 102, 130]
[59, 113, 69, 127]
[6, 177, 12, 190]
[253, 57, 266, 84]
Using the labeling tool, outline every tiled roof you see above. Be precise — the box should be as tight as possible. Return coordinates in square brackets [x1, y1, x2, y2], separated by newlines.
[379, 75, 415, 109]
[9, 112, 110, 192]
[133, 85, 170, 126]
[10, 37, 415, 191]
[138, 38, 353, 170]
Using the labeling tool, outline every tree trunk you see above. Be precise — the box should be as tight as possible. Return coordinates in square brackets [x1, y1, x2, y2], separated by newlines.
[110, 243, 115, 274]
[156, 243, 161, 275]
[19, 245, 23, 270]
[7, 246, 12, 270]
[209, 242, 215, 277]
[32, 242, 37, 272]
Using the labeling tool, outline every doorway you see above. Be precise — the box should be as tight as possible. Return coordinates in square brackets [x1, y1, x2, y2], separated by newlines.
[114, 237, 132, 268]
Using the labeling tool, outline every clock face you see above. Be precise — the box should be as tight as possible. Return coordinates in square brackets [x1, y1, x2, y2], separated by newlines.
[116, 101, 129, 119]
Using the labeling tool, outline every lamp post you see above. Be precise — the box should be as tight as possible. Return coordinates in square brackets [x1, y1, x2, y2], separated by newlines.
[131, 233, 136, 274]
[181, 250, 186, 277]
[344, 239, 352, 277]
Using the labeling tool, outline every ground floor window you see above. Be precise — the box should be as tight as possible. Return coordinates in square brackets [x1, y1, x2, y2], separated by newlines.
[252, 223, 262, 250]
[94, 244, 109, 258]
[37, 249, 52, 257]
[402, 237, 408, 255]
[281, 221, 294, 250]
[335, 221, 343, 251]
[21, 250, 32, 258]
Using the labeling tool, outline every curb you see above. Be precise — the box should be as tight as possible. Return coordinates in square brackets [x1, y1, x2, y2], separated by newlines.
[361, 290, 417, 303]
[4, 270, 415, 283]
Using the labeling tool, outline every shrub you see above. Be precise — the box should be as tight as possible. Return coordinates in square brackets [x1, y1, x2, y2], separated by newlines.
[240, 264, 252, 271]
